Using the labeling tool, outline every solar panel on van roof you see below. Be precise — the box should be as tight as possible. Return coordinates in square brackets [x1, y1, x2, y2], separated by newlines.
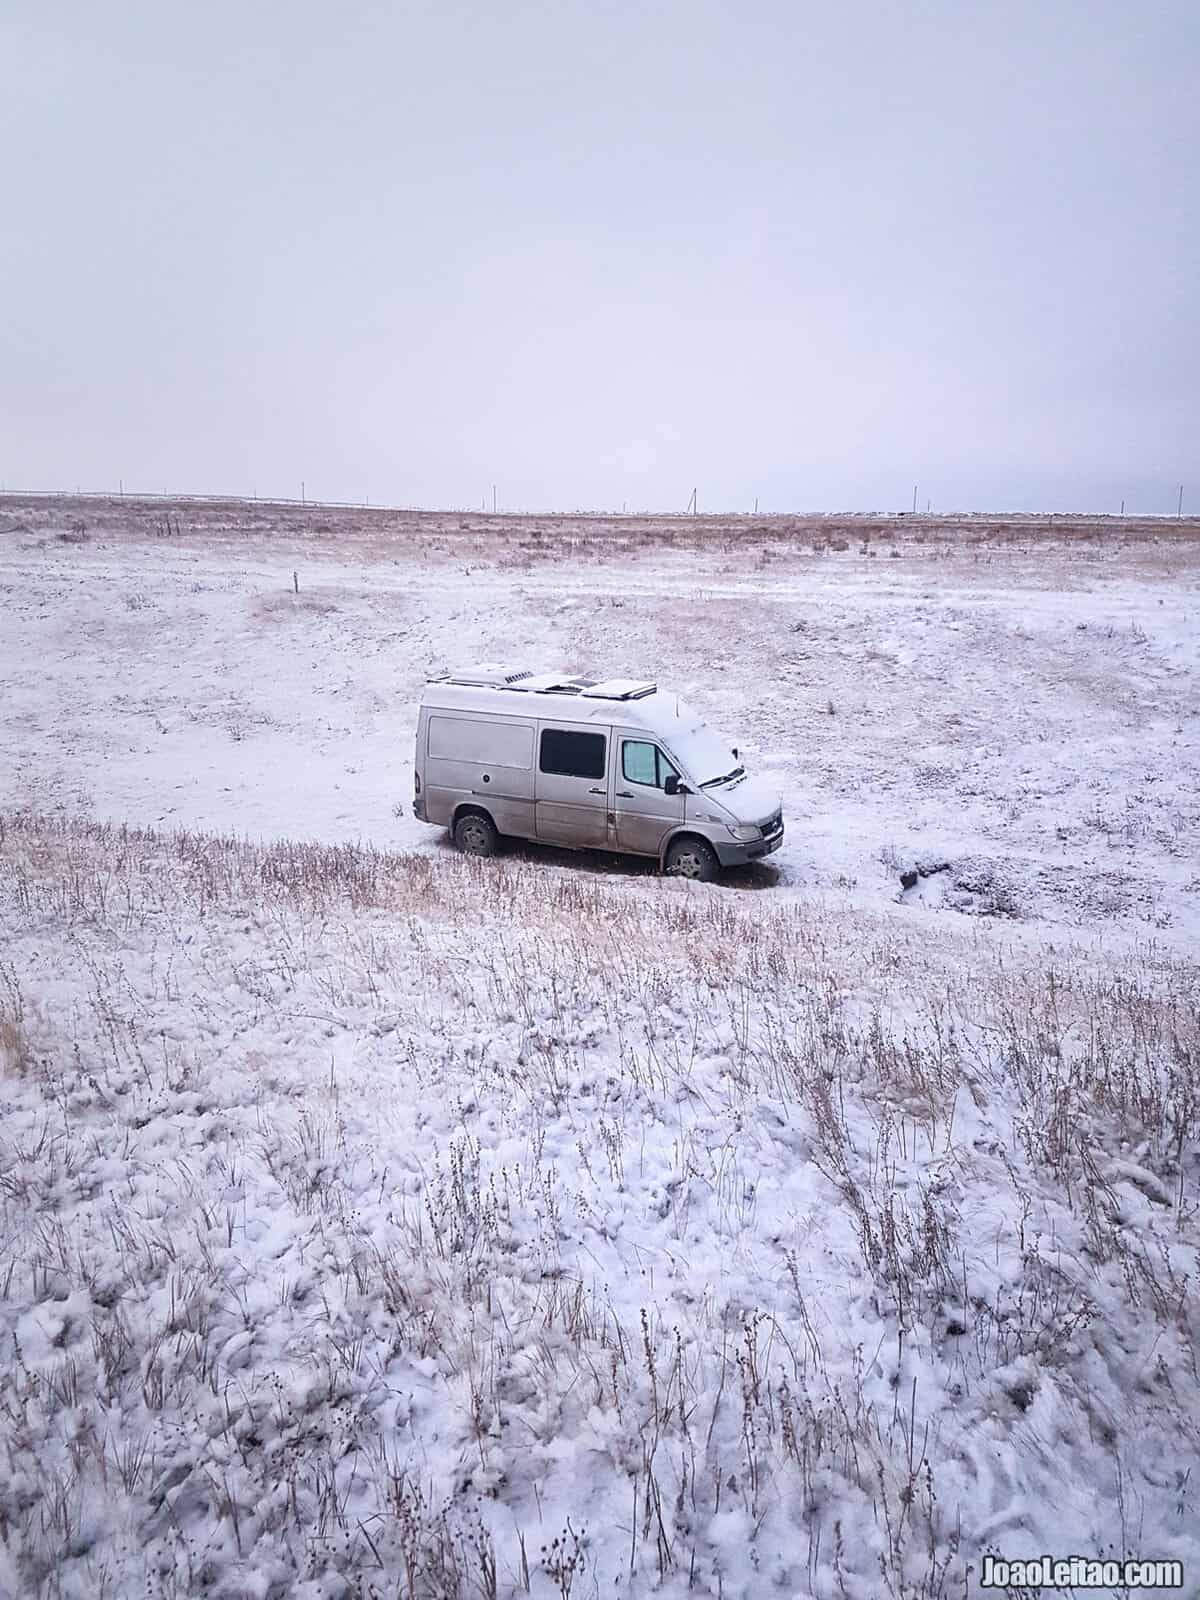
[580, 679, 656, 700]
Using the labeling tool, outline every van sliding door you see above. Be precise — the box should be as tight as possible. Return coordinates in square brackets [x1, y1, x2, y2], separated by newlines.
[535, 724, 612, 848]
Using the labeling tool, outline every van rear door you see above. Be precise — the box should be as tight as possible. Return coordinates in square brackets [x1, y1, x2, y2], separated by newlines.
[534, 722, 611, 847]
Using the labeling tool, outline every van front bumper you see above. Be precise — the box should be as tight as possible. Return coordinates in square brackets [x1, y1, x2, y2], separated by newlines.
[713, 827, 784, 867]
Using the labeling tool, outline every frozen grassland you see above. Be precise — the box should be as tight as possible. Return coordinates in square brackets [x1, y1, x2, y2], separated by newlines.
[0, 498, 1198, 1598]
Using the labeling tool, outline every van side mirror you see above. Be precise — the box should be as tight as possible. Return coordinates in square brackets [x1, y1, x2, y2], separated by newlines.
[664, 774, 687, 796]
[731, 747, 739, 759]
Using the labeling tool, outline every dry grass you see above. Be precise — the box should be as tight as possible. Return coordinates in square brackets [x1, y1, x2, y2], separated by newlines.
[0, 1015, 30, 1077]
[252, 589, 342, 621]
[0, 811, 1197, 1597]
[5, 491, 1200, 579]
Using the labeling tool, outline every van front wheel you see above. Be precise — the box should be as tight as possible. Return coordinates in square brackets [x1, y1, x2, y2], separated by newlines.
[665, 837, 719, 882]
[454, 812, 499, 858]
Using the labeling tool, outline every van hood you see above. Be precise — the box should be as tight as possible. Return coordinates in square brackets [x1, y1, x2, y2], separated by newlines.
[697, 773, 782, 827]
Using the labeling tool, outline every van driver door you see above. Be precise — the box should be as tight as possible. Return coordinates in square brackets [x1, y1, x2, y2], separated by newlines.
[611, 737, 684, 856]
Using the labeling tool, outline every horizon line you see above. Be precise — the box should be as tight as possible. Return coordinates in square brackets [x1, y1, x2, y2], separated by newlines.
[0, 485, 1193, 522]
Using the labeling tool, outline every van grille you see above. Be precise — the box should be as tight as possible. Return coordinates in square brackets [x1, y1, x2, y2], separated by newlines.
[761, 811, 783, 839]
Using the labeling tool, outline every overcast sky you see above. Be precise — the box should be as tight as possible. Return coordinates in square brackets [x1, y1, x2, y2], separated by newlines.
[3, 0, 1196, 514]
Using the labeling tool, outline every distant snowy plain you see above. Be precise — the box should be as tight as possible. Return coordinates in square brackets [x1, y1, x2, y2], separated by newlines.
[1, 499, 1198, 1598]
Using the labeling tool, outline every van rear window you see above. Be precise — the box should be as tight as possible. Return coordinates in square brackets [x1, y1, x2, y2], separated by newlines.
[428, 716, 533, 768]
[539, 729, 606, 780]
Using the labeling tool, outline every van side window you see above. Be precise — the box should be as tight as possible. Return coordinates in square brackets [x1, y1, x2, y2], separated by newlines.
[539, 729, 607, 780]
[622, 741, 678, 789]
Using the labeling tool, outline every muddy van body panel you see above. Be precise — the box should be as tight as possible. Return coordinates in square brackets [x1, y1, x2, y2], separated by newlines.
[420, 707, 537, 834]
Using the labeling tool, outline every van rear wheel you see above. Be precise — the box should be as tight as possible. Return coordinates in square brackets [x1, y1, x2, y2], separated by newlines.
[665, 837, 719, 882]
[454, 812, 499, 858]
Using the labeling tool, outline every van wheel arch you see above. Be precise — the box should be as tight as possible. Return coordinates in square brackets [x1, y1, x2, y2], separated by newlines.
[662, 832, 719, 882]
[451, 806, 500, 858]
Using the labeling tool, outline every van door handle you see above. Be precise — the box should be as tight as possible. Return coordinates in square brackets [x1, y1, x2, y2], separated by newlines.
[616, 790, 633, 798]
[588, 786, 605, 794]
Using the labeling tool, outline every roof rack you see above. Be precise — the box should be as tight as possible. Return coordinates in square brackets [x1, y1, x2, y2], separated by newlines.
[432, 669, 656, 702]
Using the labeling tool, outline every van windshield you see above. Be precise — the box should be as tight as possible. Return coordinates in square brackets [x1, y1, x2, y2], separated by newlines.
[666, 718, 744, 789]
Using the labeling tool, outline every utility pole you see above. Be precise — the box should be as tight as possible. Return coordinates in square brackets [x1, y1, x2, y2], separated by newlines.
[687, 487, 697, 515]
[1179, 484, 1185, 518]
[301, 481, 305, 504]
[1120, 499, 1125, 516]
[754, 497, 758, 515]
[912, 484, 918, 514]
[492, 484, 497, 514]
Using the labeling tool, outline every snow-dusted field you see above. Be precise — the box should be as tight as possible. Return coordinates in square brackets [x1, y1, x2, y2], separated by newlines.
[1, 497, 1198, 1597]
[3, 498, 1199, 938]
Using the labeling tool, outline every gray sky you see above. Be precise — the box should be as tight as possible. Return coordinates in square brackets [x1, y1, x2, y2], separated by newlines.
[3, 0, 1196, 514]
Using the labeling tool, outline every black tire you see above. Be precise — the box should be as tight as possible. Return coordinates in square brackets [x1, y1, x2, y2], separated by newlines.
[453, 811, 499, 858]
[664, 836, 719, 882]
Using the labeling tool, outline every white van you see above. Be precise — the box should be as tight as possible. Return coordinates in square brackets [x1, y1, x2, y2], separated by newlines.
[413, 666, 783, 880]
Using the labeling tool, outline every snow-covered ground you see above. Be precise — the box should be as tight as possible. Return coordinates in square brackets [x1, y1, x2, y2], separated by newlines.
[1, 498, 1198, 1597]
[3, 499, 1198, 942]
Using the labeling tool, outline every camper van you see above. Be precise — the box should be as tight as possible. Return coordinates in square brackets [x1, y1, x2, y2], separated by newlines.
[413, 666, 784, 881]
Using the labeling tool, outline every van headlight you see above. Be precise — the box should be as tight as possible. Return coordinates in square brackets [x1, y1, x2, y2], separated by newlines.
[726, 823, 761, 842]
